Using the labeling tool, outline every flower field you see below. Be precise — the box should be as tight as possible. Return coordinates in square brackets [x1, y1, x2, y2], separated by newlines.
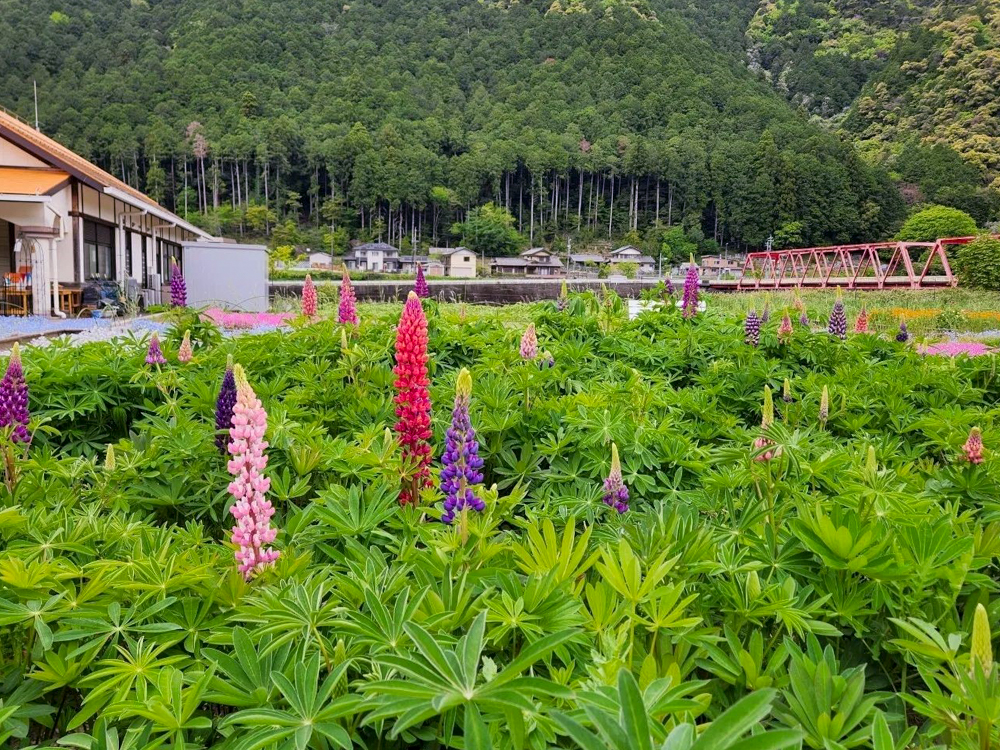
[2, 287, 1000, 749]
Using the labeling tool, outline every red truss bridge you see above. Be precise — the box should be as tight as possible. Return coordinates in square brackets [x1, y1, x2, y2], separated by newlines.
[721, 236, 981, 291]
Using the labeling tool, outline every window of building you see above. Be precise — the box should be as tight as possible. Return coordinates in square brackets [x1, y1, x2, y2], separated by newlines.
[83, 220, 115, 279]
[463, 256, 471, 262]
[125, 233, 133, 277]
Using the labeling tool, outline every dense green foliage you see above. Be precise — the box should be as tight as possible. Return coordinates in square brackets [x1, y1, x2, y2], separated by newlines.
[0, 0, 907, 253]
[3, 297, 1000, 747]
[896, 205, 978, 242]
[956, 236, 1000, 291]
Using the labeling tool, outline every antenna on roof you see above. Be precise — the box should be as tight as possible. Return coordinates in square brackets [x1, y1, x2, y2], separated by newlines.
[33, 80, 39, 131]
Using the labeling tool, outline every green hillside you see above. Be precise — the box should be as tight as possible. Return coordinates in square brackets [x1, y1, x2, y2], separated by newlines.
[0, 0, 906, 252]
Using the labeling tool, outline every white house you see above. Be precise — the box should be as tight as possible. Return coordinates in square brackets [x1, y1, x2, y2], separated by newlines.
[0, 108, 215, 315]
[343, 241, 399, 272]
[431, 247, 477, 278]
[307, 251, 334, 269]
[490, 247, 564, 276]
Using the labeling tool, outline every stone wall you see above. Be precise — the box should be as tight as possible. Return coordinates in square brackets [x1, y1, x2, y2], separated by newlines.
[270, 278, 671, 304]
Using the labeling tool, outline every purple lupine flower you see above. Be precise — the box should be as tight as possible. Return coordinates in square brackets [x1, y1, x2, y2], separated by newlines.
[0, 343, 30, 444]
[170, 259, 187, 308]
[602, 443, 629, 513]
[745, 309, 761, 346]
[664, 277, 675, 297]
[799, 311, 809, 327]
[828, 293, 847, 340]
[215, 356, 237, 453]
[146, 333, 166, 365]
[414, 264, 430, 298]
[440, 368, 485, 524]
[761, 296, 771, 324]
[539, 350, 555, 369]
[896, 320, 909, 343]
[681, 255, 699, 319]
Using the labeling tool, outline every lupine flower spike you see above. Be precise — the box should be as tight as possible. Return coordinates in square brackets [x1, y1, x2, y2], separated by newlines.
[440, 368, 485, 525]
[340, 327, 349, 353]
[539, 350, 555, 369]
[963, 427, 984, 465]
[338, 267, 358, 325]
[753, 385, 778, 461]
[782, 378, 792, 403]
[520, 324, 538, 361]
[664, 277, 675, 297]
[896, 318, 909, 343]
[854, 305, 869, 334]
[215, 355, 237, 453]
[602, 442, 629, 513]
[682, 254, 700, 318]
[177, 330, 193, 363]
[104, 444, 116, 472]
[970, 602, 993, 676]
[744, 309, 761, 347]
[828, 289, 847, 340]
[169, 258, 187, 308]
[414, 264, 430, 298]
[226, 365, 280, 580]
[819, 385, 829, 426]
[761, 294, 771, 324]
[145, 333, 166, 365]
[302, 273, 317, 317]
[557, 280, 568, 311]
[0, 344, 31, 444]
[394, 292, 433, 505]
[778, 311, 793, 344]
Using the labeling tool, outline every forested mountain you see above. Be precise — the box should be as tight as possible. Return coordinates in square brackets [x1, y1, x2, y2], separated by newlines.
[0, 0, 992, 254]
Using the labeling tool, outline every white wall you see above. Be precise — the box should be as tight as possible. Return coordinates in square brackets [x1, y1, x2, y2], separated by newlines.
[182, 242, 268, 311]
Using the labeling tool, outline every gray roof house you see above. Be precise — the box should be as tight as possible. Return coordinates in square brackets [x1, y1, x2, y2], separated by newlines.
[344, 242, 399, 272]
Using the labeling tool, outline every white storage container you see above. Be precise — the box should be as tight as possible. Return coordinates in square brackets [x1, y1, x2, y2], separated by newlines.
[181, 241, 269, 312]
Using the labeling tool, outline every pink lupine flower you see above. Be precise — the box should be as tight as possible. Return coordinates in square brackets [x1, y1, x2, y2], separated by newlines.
[177, 330, 193, 363]
[778, 312, 793, 344]
[854, 305, 869, 334]
[146, 333, 166, 365]
[302, 273, 318, 317]
[226, 365, 280, 579]
[339, 267, 358, 325]
[753, 385, 779, 461]
[520, 324, 538, 361]
[962, 427, 984, 465]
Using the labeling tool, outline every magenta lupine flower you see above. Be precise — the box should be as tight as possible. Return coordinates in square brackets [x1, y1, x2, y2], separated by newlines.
[177, 330, 193, 363]
[681, 255, 700, 319]
[440, 368, 485, 525]
[215, 356, 237, 453]
[778, 312, 793, 344]
[963, 427, 984, 464]
[0, 343, 30, 444]
[745, 309, 761, 347]
[302, 274, 318, 317]
[170, 259, 187, 308]
[339, 267, 358, 325]
[520, 324, 538, 360]
[414, 264, 430, 298]
[227, 365, 280, 580]
[602, 443, 629, 513]
[146, 333, 166, 365]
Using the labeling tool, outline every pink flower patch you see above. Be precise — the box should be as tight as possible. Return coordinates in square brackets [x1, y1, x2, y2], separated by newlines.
[919, 342, 995, 357]
[203, 308, 294, 330]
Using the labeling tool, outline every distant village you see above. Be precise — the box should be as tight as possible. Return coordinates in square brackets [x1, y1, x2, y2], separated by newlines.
[281, 242, 745, 280]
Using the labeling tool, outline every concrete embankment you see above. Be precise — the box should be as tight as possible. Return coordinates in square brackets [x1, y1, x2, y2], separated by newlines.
[270, 277, 673, 304]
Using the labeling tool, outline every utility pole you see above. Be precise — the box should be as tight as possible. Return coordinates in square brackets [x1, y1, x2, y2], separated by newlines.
[33, 80, 39, 130]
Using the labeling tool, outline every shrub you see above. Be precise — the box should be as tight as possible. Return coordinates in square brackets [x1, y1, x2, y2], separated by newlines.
[955, 235, 1000, 290]
[897, 205, 978, 241]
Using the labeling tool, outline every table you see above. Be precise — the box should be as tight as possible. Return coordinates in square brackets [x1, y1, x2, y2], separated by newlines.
[58, 287, 83, 315]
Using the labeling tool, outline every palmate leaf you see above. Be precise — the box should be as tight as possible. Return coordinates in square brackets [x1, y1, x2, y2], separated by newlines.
[360, 611, 577, 746]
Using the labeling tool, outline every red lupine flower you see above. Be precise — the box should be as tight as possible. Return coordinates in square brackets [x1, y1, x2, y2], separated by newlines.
[394, 292, 433, 505]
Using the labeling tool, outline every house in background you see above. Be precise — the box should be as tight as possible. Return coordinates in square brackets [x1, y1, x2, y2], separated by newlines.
[569, 245, 656, 275]
[0, 107, 214, 315]
[307, 251, 334, 269]
[397, 255, 445, 276]
[700, 254, 743, 277]
[490, 247, 564, 276]
[343, 241, 399, 272]
[431, 247, 476, 278]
